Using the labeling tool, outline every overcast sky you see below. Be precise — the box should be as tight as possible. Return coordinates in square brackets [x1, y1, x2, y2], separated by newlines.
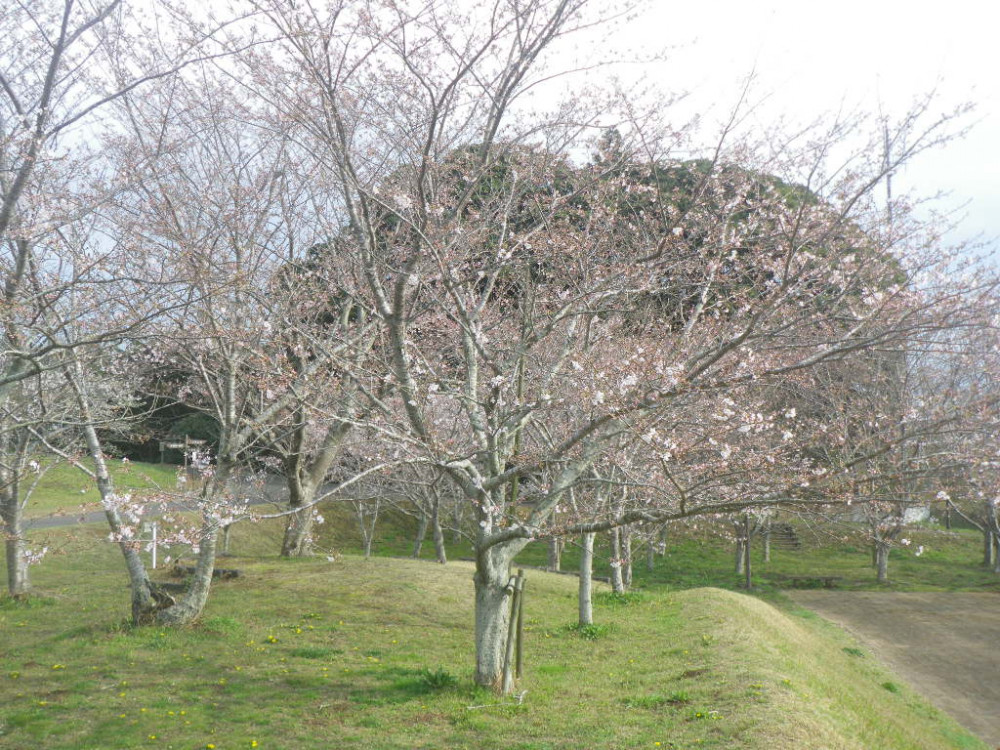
[620, 0, 998, 251]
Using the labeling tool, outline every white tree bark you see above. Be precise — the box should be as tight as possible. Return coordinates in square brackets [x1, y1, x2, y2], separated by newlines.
[547, 537, 563, 572]
[609, 528, 625, 593]
[875, 541, 890, 583]
[1, 484, 28, 597]
[431, 496, 447, 564]
[412, 513, 429, 558]
[473, 545, 518, 690]
[578, 532, 595, 626]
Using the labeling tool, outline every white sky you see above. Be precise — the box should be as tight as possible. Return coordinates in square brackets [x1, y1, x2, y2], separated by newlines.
[620, 0, 1000, 250]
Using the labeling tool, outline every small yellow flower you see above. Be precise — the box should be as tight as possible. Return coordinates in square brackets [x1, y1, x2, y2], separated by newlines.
[250, 742, 258, 748]
[206, 744, 216, 749]
[148, 735, 157, 741]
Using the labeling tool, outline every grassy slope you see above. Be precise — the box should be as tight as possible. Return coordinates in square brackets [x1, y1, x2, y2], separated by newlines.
[20, 460, 180, 519]
[0, 527, 986, 750]
[20, 465, 1000, 593]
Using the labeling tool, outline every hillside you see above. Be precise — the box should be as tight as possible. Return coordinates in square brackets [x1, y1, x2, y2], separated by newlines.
[0, 534, 985, 749]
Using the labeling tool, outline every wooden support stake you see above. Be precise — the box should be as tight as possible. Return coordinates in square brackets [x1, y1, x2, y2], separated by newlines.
[515, 569, 525, 679]
[501, 570, 526, 695]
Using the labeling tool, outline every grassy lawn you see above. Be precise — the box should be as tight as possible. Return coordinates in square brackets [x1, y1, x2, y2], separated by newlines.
[20, 460, 181, 520]
[18, 474, 1000, 595]
[624, 524, 1000, 594]
[0, 523, 987, 750]
[297, 504, 1000, 594]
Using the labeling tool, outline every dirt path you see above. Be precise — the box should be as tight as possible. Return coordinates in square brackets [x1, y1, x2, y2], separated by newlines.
[788, 591, 1000, 748]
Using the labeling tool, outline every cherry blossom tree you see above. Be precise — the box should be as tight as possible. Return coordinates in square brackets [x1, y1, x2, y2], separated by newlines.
[0, 0, 230, 602]
[224, 0, 997, 692]
[2, 0, 981, 689]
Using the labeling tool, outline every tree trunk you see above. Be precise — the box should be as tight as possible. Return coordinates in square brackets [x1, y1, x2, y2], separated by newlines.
[875, 542, 890, 583]
[579, 532, 595, 626]
[743, 531, 753, 589]
[645, 538, 655, 572]
[0, 506, 31, 599]
[621, 524, 633, 589]
[431, 498, 447, 564]
[547, 537, 562, 572]
[735, 537, 746, 574]
[609, 528, 625, 593]
[762, 523, 771, 563]
[153, 457, 235, 625]
[451, 503, 463, 544]
[357, 499, 379, 559]
[281, 507, 315, 557]
[473, 544, 518, 691]
[1, 486, 29, 597]
[280, 478, 316, 558]
[156, 513, 220, 625]
[67, 360, 163, 621]
[985, 530, 996, 568]
[412, 513, 429, 558]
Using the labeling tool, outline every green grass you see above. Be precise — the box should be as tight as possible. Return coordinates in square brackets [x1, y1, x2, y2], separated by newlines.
[23, 473, 999, 595]
[498, 523, 1000, 594]
[0, 524, 989, 750]
[20, 460, 181, 519]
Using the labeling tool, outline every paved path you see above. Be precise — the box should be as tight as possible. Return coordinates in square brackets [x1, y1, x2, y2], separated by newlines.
[789, 591, 1000, 748]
